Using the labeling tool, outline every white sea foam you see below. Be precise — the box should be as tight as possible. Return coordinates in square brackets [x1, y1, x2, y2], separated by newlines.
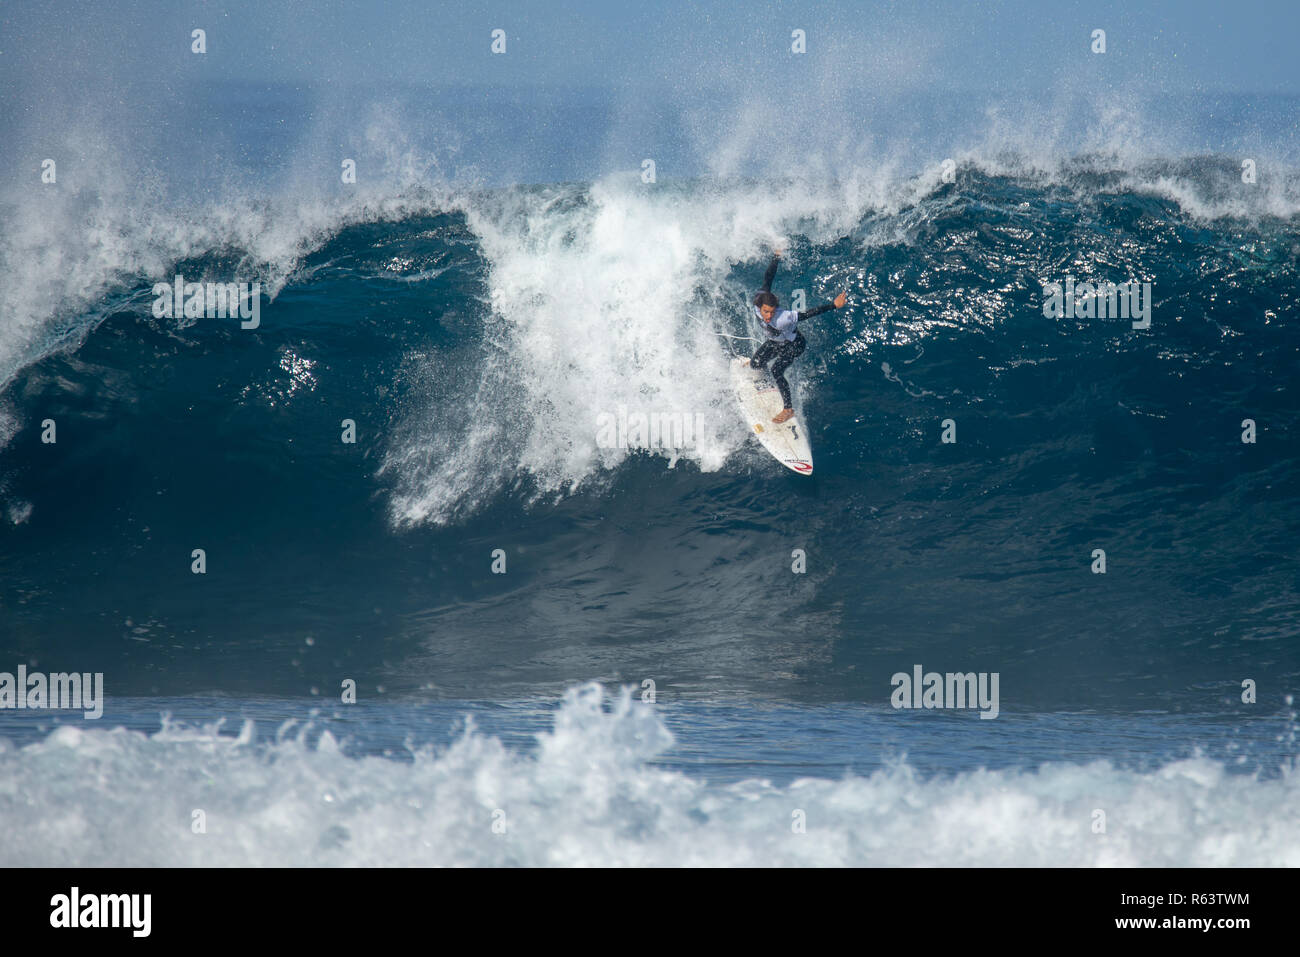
[383, 171, 882, 525]
[0, 102, 456, 395]
[1, 683, 1295, 867]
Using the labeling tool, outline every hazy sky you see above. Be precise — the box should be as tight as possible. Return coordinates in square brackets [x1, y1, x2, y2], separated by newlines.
[2, 0, 1298, 94]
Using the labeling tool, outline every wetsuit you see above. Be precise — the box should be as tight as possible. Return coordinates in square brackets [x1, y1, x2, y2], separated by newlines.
[749, 255, 836, 410]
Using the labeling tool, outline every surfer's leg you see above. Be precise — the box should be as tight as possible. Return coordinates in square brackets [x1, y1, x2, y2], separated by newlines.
[769, 334, 807, 409]
[749, 341, 777, 369]
[770, 357, 795, 409]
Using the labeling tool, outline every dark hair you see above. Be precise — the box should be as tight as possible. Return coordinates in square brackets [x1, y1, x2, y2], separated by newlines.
[753, 291, 779, 309]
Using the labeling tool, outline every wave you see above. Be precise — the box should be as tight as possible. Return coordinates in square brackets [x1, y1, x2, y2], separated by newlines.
[12, 150, 1292, 519]
[2, 140, 1297, 705]
[2, 684, 1296, 866]
[3, 134, 1296, 397]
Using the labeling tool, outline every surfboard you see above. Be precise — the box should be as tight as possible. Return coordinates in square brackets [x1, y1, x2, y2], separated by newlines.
[730, 356, 813, 475]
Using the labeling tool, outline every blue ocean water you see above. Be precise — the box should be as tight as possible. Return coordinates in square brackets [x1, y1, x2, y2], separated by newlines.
[1, 75, 1298, 865]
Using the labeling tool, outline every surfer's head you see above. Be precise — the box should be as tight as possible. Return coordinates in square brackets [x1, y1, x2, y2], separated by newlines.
[754, 291, 778, 320]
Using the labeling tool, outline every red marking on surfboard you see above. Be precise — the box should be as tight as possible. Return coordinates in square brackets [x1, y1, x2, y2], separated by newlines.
[787, 460, 813, 473]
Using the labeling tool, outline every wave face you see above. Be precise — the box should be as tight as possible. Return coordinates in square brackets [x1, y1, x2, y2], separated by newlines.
[2, 145, 1297, 709]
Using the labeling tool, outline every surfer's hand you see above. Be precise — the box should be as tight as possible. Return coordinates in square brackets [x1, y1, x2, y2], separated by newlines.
[834, 291, 848, 309]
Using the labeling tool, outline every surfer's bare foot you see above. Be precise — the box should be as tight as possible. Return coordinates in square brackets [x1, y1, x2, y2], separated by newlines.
[772, 408, 794, 424]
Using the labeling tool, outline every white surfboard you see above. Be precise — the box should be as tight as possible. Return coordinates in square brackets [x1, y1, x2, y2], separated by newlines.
[730, 356, 813, 475]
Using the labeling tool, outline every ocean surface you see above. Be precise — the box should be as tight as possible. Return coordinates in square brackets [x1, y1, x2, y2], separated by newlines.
[1, 76, 1298, 866]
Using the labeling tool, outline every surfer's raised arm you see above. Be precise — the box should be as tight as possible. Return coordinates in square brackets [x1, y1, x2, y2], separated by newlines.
[761, 251, 782, 293]
[797, 290, 848, 321]
[762, 250, 847, 318]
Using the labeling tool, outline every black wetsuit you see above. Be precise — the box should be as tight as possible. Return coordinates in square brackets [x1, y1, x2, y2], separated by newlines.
[749, 255, 836, 409]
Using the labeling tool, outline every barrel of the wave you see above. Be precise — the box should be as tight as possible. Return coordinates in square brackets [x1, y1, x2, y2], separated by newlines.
[730, 356, 813, 475]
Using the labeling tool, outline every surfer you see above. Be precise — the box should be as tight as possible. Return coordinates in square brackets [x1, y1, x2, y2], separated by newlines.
[750, 250, 847, 423]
